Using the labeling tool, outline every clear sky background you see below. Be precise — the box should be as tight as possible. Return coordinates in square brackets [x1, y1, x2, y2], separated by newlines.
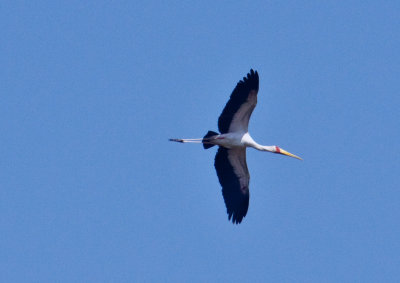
[1, 1, 399, 282]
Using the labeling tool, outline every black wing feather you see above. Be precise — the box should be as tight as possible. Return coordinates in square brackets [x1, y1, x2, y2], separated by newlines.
[214, 147, 249, 224]
[218, 69, 259, 134]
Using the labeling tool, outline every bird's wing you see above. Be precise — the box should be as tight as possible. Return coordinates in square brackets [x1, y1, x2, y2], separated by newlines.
[214, 146, 250, 224]
[218, 69, 259, 134]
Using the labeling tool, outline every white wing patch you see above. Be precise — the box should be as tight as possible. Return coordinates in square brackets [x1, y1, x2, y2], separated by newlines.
[227, 148, 250, 193]
[228, 90, 257, 133]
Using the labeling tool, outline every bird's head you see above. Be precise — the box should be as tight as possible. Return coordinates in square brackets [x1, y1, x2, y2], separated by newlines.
[274, 146, 302, 160]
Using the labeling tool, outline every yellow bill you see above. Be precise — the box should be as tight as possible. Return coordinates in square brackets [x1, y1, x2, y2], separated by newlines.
[279, 148, 303, 160]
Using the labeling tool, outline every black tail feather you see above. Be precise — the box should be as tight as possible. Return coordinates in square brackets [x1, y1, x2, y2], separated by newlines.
[202, 131, 218, 149]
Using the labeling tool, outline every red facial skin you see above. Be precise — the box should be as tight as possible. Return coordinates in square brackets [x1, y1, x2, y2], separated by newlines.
[275, 146, 281, 153]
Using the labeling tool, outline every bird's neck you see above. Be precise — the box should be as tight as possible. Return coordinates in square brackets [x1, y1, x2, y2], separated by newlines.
[244, 134, 276, 152]
[254, 144, 276, 152]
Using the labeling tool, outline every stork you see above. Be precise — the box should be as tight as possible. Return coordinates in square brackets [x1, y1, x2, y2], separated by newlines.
[170, 69, 301, 224]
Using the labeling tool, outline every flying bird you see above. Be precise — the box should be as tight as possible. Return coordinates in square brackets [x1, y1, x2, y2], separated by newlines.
[170, 69, 301, 224]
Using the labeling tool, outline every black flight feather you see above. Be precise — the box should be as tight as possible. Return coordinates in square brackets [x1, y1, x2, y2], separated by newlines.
[214, 147, 249, 224]
[218, 69, 259, 134]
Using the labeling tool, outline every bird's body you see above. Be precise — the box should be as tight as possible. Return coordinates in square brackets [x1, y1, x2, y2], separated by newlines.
[170, 69, 301, 224]
[202, 132, 266, 150]
[210, 132, 249, 148]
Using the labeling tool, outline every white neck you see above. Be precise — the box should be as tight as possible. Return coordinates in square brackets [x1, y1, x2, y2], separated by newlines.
[252, 143, 276, 152]
[243, 134, 276, 152]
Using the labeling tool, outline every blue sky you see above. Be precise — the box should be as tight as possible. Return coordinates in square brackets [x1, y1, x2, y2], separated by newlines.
[1, 1, 399, 282]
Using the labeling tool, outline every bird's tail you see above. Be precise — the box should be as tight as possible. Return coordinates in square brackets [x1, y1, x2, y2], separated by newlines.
[202, 131, 218, 149]
[169, 131, 218, 149]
